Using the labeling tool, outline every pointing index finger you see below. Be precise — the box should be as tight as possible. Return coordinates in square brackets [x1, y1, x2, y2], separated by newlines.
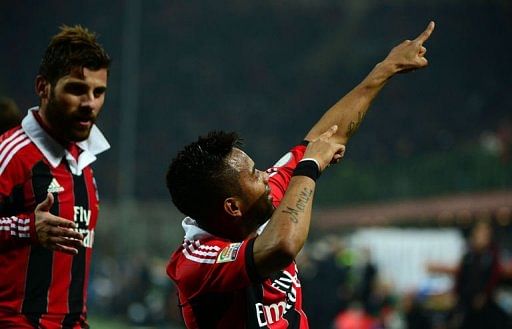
[322, 125, 338, 138]
[414, 21, 435, 44]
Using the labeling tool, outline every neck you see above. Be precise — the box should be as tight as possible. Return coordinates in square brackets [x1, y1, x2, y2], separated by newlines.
[200, 216, 254, 242]
[34, 109, 70, 147]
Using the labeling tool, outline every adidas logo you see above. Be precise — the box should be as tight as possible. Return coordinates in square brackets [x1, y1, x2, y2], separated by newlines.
[47, 178, 64, 193]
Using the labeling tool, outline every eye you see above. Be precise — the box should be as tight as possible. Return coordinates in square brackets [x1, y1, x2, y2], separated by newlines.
[64, 83, 88, 96]
[93, 87, 106, 98]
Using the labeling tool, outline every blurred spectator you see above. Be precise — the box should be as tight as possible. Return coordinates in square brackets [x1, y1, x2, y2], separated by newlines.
[301, 236, 351, 329]
[402, 292, 431, 329]
[357, 247, 379, 316]
[333, 306, 377, 329]
[451, 222, 511, 328]
[0, 96, 22, 134]
[496, 116, 512, 164]
[430, 222, 511, 328]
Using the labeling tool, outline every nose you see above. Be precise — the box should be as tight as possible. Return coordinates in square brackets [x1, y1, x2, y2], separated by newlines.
[80, 91, 100, 110]
[80, 92, 94, 107]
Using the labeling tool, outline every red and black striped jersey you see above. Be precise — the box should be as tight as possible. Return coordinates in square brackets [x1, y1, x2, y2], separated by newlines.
[167, 144, 309, 328]
[0, 108, 110, 328]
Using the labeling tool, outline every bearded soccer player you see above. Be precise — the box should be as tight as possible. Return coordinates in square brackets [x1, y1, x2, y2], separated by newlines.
[166, 22, 435, 328]
[0, 26, 110, 328]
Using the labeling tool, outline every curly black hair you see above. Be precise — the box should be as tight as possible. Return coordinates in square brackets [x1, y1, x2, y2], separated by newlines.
[166, 131, 243, 223]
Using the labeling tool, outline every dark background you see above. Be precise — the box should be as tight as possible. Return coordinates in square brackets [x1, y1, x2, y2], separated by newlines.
[1, 1, 511, 327]
[2, 0, 510, 205]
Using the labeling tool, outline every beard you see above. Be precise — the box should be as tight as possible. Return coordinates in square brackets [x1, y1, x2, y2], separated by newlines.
[244, 191, 275, 228]
[45, 89, 95, 142]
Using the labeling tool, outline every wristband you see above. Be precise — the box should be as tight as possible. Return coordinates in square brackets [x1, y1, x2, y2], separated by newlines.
[301, 157, 321, 170]
[293, 159, 321, 181]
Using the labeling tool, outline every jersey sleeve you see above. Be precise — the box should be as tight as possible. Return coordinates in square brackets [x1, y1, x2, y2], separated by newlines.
[0, 154, 38, 250]
[169, 237, 261, 299]
[267, 143, 307, 207]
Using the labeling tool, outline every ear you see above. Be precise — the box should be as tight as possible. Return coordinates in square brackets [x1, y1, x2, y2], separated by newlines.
[35, 75, 50, 99]
[224, 197, 243, 218]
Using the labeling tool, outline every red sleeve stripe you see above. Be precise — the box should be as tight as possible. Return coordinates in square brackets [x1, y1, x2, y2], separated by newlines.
[0, 216, 31, 238]
[0, 131, 31, 175]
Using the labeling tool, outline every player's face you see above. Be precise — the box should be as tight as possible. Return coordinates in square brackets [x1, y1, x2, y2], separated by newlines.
[40, 67, 108, 142]
[228, 148, 274, 225]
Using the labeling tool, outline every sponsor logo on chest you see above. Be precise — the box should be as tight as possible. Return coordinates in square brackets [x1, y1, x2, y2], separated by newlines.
[73, 206, 94, 248]
[255, 265, 301, 327]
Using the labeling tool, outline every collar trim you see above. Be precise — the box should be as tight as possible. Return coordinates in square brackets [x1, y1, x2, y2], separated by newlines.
[181, 216, 270, 241]
[21, 107, 110, 175]
[182, 217, 215, 241]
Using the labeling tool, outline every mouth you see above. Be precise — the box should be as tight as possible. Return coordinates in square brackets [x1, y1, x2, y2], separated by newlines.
[78, 120, 92, 128]
[74, 117, 95, 129]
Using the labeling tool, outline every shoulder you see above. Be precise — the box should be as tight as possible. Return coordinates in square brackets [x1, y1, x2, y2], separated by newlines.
[167, 238, 245, 278]
[0, 128, 38, 177]
[167, 239, 223, 286]
[171, 238, 231, 267]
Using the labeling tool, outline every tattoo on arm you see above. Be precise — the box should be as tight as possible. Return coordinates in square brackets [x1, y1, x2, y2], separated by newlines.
[347, 111, 366, 138]
[282, 187, 314, 223]
[283, 207, 300, 223]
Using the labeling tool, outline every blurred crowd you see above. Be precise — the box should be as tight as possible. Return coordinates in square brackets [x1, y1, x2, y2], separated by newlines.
[87, 252, 183, 328]
[297, 222, 512, 329]
[82, 220, 512, 329]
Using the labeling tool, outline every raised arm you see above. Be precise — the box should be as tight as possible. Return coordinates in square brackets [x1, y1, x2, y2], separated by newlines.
[305, 21, 435, 145]
[254, 126, 344, 277]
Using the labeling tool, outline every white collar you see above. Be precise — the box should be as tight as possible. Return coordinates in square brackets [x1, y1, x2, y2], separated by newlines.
[182, 217, 215, 240]
[181, 216, 270, 240]
[21, 107, 110, 175]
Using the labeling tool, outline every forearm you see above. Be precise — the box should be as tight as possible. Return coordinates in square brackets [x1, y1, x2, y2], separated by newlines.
[305, 61, 397, 145]
[254, 176, 315, 276]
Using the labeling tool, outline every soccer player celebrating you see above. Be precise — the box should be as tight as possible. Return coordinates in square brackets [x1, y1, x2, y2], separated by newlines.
[165, 22, 435, 328]
[0, 26, 110, 328]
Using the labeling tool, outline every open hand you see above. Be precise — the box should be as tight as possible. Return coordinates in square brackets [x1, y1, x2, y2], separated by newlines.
[35, 193, 84, 255]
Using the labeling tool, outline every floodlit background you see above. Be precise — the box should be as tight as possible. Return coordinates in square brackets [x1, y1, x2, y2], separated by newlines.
[1, 1, 511, 328]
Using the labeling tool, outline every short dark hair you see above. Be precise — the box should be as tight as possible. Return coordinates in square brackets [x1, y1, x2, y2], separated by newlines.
[39, 25, 111, 85]
[166, 131, 243, 223]
[0, 97, 22, 134]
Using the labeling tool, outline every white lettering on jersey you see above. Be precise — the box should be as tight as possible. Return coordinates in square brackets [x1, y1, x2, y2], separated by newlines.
[256, 302, 288, 327]
[74, 206, 91, 226]
[73, 206, 94, 248]
[254, 265, 301, 326]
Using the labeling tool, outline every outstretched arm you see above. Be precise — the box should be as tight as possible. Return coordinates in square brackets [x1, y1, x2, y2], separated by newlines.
[305, 21, 435, 145]
[1, 193, 84, 255]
